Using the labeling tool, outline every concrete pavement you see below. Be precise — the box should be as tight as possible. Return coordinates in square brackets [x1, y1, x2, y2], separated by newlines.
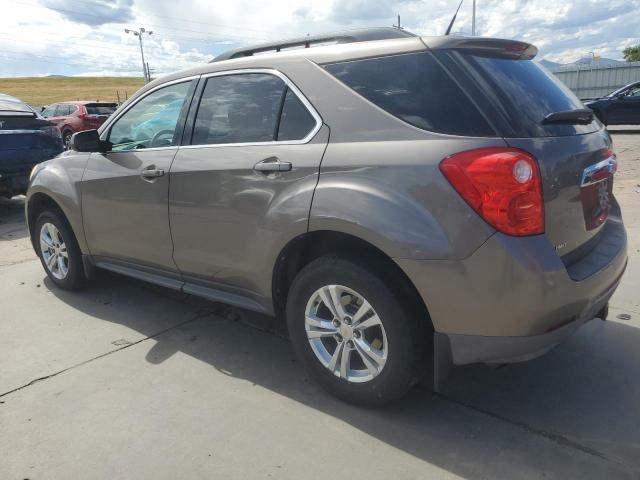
[1, 129, 640, 479]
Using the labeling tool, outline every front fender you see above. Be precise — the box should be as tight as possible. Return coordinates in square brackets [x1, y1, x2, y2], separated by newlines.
[26, 151, 91, 253]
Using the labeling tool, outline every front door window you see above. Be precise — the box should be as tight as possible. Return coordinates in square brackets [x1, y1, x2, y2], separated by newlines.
[108, 81, 192, 151]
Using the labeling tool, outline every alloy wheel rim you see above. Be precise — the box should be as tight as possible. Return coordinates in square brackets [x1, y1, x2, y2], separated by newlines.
[304, 284, 388, 383]
[40, 222, 69, 280]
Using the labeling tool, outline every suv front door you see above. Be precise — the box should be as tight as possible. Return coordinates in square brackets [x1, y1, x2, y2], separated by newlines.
[82, 79, 196, 274]
[169, 71, 326, 308]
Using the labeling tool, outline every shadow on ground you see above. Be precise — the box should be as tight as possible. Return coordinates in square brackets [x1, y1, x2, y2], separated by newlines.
[42, 268, 640, 479]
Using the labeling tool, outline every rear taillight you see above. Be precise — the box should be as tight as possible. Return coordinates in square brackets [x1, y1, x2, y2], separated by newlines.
[39, 125, 62, 140]
[602, 147, 617, 173]
[439, 147, 544, 236]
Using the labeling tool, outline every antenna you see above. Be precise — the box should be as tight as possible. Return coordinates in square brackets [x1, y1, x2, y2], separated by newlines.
[393, 14, 403, 30]
[445, 0, 464, 36]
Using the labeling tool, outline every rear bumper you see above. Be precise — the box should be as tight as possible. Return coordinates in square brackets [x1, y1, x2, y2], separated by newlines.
[0, 170, 30, 195]
[396, 208, 627, 365]
[0, 148, 61, 195]
[439, 275, 619, 365]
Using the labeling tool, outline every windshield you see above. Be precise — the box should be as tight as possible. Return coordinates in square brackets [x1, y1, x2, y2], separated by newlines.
[607, 83, 640, 98]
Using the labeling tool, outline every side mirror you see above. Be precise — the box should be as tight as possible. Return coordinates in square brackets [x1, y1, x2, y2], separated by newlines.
[69, 129, 111, 153]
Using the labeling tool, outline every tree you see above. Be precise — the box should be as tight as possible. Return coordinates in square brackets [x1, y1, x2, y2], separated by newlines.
[623, 45, 640, 62]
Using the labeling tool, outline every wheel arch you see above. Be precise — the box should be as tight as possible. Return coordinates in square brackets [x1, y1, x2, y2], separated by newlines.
[271, 229, 434, 331]
[26, 191, 85, 256]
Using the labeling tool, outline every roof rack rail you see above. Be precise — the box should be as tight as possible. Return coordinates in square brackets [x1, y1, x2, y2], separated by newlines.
[211, 27, 416, 62]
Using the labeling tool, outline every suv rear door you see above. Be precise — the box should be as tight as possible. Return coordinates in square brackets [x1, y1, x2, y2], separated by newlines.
[169, 71, 327, 308]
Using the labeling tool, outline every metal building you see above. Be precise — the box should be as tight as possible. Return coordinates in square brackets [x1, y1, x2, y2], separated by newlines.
[551, 61, 640, 99]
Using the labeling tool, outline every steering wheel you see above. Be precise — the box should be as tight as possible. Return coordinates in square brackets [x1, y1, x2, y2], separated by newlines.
[150, 130, 175, 148]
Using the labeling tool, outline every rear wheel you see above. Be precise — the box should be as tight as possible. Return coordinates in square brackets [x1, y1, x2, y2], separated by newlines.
[286, 255, 427, 406]
[35, 210, 86, 290]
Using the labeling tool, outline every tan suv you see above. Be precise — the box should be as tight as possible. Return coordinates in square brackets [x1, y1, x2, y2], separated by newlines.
[27, 28, 627, 405]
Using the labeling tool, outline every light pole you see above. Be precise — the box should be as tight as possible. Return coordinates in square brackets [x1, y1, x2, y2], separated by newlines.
[125, 27, 153, 83]
[472, 0, 477, 36]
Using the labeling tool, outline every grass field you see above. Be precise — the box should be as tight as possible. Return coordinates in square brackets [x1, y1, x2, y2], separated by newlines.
[0, 77, 145, 108]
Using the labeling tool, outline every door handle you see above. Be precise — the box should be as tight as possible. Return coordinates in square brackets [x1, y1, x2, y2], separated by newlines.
[140, 167, 165, 180]
[253, 157, 292, 172]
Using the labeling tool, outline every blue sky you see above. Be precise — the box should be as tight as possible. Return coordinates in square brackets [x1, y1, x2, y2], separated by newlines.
[2, 0, 639, 77]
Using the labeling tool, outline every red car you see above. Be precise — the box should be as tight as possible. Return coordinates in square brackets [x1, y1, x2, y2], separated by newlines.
[41, 101, 118, 147]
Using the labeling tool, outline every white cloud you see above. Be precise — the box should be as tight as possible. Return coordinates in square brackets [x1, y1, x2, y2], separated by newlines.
[1, 0, 639, 78]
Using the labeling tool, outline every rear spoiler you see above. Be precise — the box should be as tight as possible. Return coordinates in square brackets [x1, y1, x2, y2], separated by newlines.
[0, 99, 37, 118]
[423, 36, 538, 60]
[0, 109, 36, 118]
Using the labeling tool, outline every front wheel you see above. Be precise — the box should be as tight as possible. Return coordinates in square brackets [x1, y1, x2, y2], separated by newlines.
[35, 210, 86, 290]
[62, 130, 73, 149]
[286, 255, 427, 406]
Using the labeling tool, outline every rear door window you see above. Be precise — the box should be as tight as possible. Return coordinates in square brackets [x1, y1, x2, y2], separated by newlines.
[323, 52, 495, 137]
[438, 51, 599, 137]
[192, 73, 284, 145]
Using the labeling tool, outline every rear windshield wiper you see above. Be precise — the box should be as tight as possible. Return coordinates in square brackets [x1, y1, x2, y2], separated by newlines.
[542, 109, 594, 125]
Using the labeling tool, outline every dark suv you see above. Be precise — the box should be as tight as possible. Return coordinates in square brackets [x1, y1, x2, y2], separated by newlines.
[0, 94, 63, 198]
[26, 29, 627, 405]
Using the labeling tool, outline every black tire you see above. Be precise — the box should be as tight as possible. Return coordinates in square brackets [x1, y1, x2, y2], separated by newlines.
[35, 209, 87, 290]
[286, 254, 428, 406]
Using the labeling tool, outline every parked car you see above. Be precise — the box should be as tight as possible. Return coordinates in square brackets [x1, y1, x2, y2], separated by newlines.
[584, 81, 640, 125]
[41, 101, 118, 147]
[0, 94, 63, 198]
[26, 28, 627, 406]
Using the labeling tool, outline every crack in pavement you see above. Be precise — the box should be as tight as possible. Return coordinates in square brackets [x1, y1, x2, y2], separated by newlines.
[0, 309, 213, 399]
[430, 390, 640, 474]
[2, 298, 638, 474]
[0, 257, 39, 268]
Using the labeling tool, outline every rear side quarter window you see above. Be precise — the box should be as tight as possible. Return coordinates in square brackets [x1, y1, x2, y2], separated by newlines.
[323, 52, 495, 137]
[276, 88, 317, 141]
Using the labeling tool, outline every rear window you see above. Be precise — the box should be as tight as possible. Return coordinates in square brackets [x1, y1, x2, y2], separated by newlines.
[86, 104, 117, 115]
[324, 52, 495, 137]
[441, 52, 599, 137]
